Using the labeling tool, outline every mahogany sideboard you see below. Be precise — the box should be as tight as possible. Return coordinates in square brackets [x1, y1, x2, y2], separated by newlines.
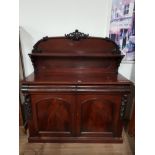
[21, 30, 134, 143]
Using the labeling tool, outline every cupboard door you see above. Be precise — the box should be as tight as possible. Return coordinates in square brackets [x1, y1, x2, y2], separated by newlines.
[30, 94, 76, 137]
[76, 94, 122, 137]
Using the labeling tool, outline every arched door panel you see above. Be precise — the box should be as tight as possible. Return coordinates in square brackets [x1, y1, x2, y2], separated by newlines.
[30, 94, 75, 137]
[77, 94, 122, 137]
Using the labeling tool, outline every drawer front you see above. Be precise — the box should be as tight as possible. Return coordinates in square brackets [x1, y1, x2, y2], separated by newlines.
[29, 93, 76, 137]
[76, 93, 124, 137]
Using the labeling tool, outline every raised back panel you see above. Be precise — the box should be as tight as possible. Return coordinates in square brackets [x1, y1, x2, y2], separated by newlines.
[29, 30, 124, 78]
[32, 37, 119, 54]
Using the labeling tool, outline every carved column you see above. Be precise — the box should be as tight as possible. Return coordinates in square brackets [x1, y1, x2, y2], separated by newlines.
[23, 94, 32, 120]
[120, 94, 128, 119]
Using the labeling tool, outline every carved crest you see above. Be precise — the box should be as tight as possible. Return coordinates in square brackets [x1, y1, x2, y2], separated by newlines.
[65, 29, 89, 41]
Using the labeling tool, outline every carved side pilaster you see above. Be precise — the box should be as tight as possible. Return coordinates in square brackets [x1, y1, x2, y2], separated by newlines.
[120, 94, 128, 119]
[23, 94, 32, 120]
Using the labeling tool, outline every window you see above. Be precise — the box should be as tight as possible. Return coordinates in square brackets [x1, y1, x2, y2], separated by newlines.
[124, 4, 129, 15]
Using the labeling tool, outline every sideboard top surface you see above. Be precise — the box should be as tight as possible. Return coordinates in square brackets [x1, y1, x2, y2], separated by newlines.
[22, 72, 132, 85]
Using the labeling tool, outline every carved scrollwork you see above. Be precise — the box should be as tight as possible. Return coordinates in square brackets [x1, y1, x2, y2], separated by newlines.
[104, 37, 121, 54]
[23, 94, 32, 120]
[65, 29, 89, 41]
[120, 94, 128, 119]
[32, 36, 49, 53]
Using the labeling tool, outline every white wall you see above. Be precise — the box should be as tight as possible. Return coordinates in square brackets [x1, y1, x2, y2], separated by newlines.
[119, 62, 135, 82]
[19, 0, 134, 82]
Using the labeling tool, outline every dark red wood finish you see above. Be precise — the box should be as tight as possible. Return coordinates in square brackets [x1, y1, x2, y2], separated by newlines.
[21, 32, 133, 143]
